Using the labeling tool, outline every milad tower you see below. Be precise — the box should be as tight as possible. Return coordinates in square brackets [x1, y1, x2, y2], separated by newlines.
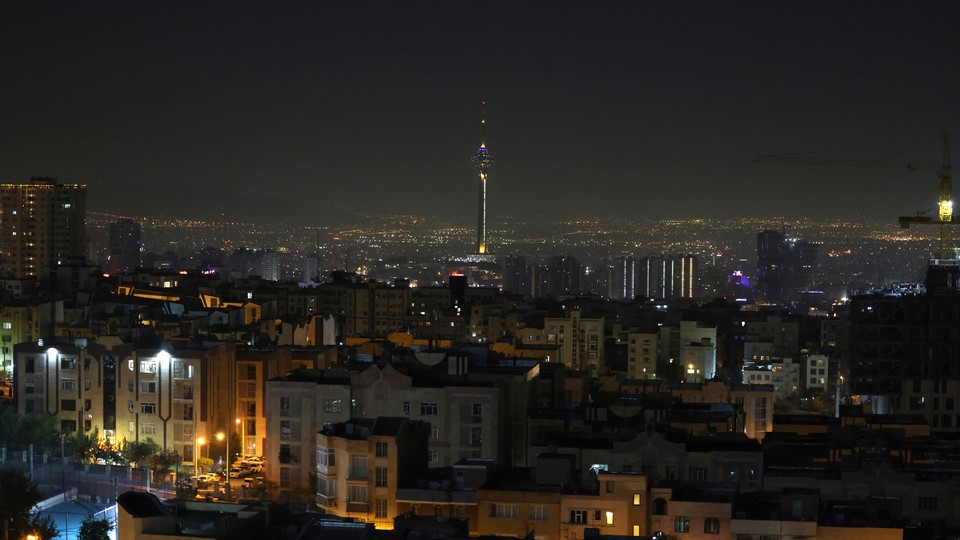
[471, 100, 493, 255]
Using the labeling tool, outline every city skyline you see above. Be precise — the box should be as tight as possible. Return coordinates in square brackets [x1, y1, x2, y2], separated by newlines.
[2, 2, 960, 225]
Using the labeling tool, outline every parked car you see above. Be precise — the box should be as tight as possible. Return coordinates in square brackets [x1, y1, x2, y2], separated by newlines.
[195, 473, 218, 485]
[241, 477, 265, 490]
[229, 467, 245, 478]
[241, 460, 262, 473]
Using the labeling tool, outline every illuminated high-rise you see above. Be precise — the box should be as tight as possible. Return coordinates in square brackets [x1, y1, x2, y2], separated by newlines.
[756, 229, 785, 302]
[108, 218, 142, 273]
[471, 101, 493, 255]
[0, 177, 86, 278]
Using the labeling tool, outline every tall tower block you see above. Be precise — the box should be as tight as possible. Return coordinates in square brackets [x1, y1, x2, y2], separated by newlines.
[0, 177, 86, 278]
[471, 101, 493, 255]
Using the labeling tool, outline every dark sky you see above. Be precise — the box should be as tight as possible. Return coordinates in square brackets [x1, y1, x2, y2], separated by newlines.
[2, 1, 960, 225]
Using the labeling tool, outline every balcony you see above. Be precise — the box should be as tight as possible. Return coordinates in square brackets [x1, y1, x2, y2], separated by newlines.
[347, 502, 369, 513]
[348, 469, 369, 481]
[279, 454, 300, 465]
[316, 494, 336, 508]
[396, 488, 451, 503]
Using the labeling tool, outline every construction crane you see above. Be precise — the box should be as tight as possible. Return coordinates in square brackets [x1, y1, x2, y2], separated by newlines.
[752, 153, 923, 171]
[754, 132, 955, 259]
[898, 131, 958, 260]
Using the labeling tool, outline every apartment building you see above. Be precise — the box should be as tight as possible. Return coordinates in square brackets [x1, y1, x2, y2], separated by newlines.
[649, 484, 732, 538]
[315, 417, 429, 529]
[626, 330, 658, 380]
[15, 341, 84, 433]
[476, 467, 649, 540]
[669, 379, 775, 440]
[543, 310, 604, 374]
[0, 177, 87, 278]
[15, 337, 239, 467]
[265, 353, 531, 496]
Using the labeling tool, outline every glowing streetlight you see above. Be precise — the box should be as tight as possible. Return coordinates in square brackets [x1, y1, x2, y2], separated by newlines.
[217, 431, 226, 470]
[236, 417, 243, 458]
[195, 437, 206, 473]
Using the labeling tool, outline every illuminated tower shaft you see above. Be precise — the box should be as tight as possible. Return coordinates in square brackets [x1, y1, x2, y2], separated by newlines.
[471, 101, 493, 254]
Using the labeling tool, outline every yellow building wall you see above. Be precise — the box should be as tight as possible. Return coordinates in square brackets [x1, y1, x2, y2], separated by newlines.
[818, 526, 903, 539]
[477, 489, 561, 540]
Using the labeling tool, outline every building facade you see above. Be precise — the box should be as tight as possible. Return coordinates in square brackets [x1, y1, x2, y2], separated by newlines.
[0, 177, 87, 278]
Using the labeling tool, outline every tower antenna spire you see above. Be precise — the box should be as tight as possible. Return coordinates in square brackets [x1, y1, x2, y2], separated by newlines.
[472, 99, 493, 255]
[480, 99, 487, 143]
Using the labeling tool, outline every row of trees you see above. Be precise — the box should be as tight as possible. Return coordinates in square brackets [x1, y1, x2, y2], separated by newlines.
[66, 427, 184, 474]
[0, 406, 60, 453]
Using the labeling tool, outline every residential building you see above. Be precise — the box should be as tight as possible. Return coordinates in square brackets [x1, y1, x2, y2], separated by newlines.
[626, 330, 658, 380]
[108, 218, 142, 273]
[14, 337, 235, 467]
[544, 310, 604, 374]
[315, 417, 429, 529]
[0, 177, 87, 278]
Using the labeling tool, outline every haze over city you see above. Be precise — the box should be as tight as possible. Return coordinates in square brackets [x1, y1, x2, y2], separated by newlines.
[8, 4, 960, 540]
[3, 2, 960, 224]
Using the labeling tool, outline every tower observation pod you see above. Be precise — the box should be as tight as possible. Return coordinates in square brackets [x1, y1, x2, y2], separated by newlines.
[471, 100, 493, 255]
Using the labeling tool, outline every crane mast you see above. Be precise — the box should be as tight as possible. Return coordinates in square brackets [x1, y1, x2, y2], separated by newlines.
[900, 130, 957, 260]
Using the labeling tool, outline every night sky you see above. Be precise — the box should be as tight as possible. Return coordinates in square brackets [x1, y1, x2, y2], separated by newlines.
[2, 2, 960, 225]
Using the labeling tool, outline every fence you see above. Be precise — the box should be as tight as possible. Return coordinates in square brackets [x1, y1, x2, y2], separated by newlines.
[0, 450, 176, 502]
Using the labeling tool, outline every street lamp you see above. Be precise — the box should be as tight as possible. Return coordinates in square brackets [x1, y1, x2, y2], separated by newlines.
[216, 432, 226, 469]
[236, 417, 243, 458]
[195, 437, 205, 474]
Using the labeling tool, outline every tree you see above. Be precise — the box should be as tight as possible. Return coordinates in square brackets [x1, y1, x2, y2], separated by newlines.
[94, 438, 124, 465]
[122, 437, 160, 467]
[28, 514, 59, 540]
[77, 514, 113, 540]
[0, 469, 59, 540]
[67, 427, 100, 462]
[150, 447, 181, 474]
[196, 456, 214, 473]
[0, 405, 60, 452]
